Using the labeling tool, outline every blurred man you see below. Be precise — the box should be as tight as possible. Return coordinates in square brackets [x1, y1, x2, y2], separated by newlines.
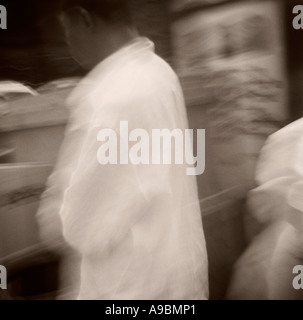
[227, 118, 303, 300]
[36, 0, 209, 300]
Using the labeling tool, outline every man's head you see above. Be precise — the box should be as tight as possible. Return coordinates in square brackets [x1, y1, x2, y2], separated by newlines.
[59, 0, 136, 70]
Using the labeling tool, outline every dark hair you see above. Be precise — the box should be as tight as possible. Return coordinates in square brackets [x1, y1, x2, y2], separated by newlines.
[60, 0, 133, 25]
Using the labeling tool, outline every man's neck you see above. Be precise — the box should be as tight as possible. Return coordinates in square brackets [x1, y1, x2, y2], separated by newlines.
[89, 26, 139, 70]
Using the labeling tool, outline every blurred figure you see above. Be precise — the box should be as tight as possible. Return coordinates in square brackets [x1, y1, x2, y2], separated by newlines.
[36, 0, 209, 300]
[227, 118, 303, 300]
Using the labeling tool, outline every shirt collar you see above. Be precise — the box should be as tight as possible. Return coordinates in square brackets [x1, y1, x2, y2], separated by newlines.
[66, 37, 155, 109]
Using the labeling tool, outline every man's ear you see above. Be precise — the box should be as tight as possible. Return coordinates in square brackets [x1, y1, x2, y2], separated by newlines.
[74, 6, 95, 31]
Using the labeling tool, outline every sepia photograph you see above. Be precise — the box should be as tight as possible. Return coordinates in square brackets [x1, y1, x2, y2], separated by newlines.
[0, 0, 302, 304]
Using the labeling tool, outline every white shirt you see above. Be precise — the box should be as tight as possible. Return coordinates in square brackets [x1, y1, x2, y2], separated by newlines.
[227, 118, 303, 300]
[36, 37, 209, 300]
[247, 117, 303, 229]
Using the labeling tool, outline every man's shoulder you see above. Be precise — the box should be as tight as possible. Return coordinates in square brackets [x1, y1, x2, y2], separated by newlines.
[121, 52, 179, 92]
[93, 52, 181, 105]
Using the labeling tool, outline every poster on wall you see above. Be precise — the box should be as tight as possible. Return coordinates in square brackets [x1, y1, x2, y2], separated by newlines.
[172, 0, 287, 133]
[172, 0, 288, 192]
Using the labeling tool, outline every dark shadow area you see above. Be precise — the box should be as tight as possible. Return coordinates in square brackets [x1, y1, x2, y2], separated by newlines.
[284, 0, 303, 120]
